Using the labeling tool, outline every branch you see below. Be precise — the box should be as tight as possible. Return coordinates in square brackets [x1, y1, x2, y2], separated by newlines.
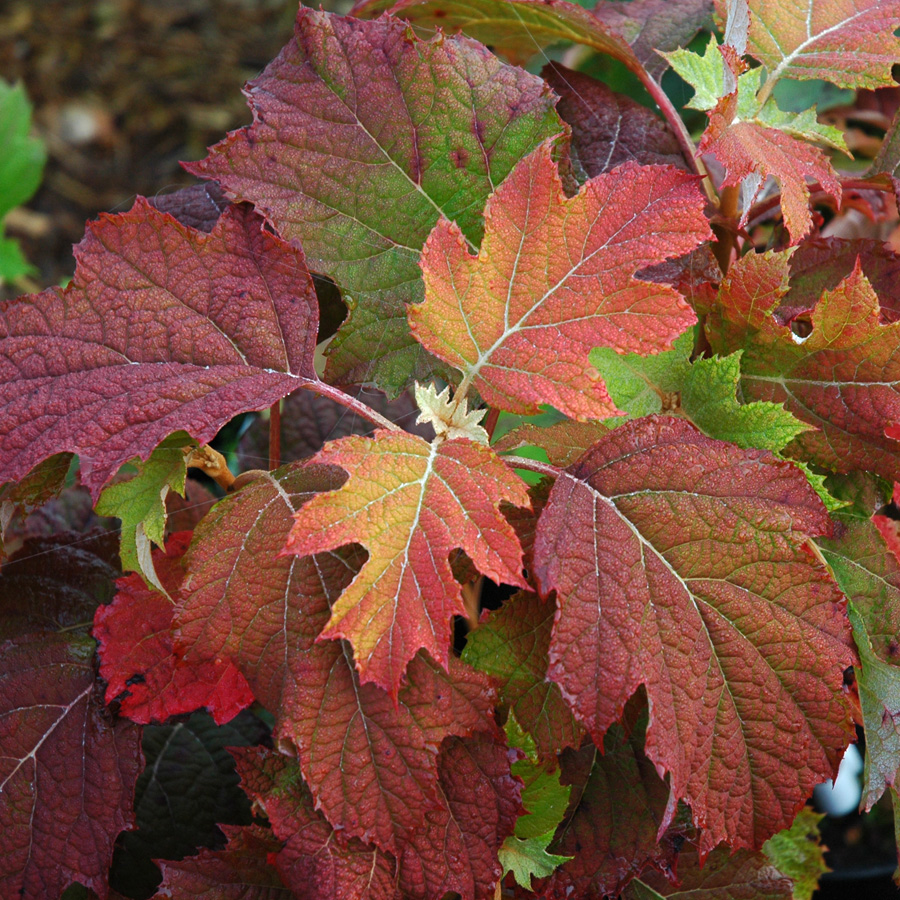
[306, 381, 404, 432]
[501, 455, 563, 480]
[745, 176, 895, 229]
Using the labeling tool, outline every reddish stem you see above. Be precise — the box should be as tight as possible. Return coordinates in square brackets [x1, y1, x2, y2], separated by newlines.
[483, 407, 501, 441]
[308, 381, 401, 432]
[502, 455, 562, 480]
[745, 176, 895, 229]
[269, 400, 282, 471]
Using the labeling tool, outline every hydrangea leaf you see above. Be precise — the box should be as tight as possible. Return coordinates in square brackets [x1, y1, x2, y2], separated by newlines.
[94, 534, 254, 725]
[534, 416, 855, 854]
[761, 807, 828, 900]
[352, 0, 643, 69]
[499, 714, 572, 889]
[588, 328, 693, 419]
[623, 842, 793, 900]
[175, 462, 499, 854]
[500, 832, 573, 892]
[112, 710, 266, 898]
[461, 591, 585, 759]
[543, 64, 688, 178]
[589, 328, 813, 456]
[154, 825, 292, 899]
[96, 432, 193, 594]
[591, 0, 714, 79]
[231, 747, 400, 900]
[0, 201, 319, 497]
[412, 142, 710, 420]
[398, 735, 522, 900]
[0, 633, 142, 899]
[706, 250, 900, 481]
[544, 722, 679, 899]
[663, 35, 728, 111]
[284, 430, 530, 694]
[701, 113, 841, 244]
[505, 713, 572, 840]
[815, 485, 900, 810]
[680, 352, 814, 451]
[187, 8, 563, 395]
[747, 0, 900, 92]
[780, 237, 900, 321]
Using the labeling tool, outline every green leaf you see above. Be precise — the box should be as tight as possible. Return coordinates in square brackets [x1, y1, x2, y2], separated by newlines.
[505, 714, 571, 840]
[96, 432, 194, 594]
[0, 79, 46, 221]
[680, 351, 813, 452]
[499, 713, 572, 889]
[588, 328, 693, 419]
[662, 35, 727, 111]
[762, 807, 828, 900]
[0, 234, 35, 283]
[498, 831, 573, 890]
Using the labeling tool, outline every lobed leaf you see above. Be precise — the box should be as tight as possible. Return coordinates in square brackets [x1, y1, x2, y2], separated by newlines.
[176, 462, 499, 854]
[187, 7, 563, 395]
[534, 416, 855, 854]
[412, 141, 710, 420]
[544, 64, 688, 178]
[232, 747, 400, 900]
[94, 534, 254, 725]
[747, 0, 900, 92]
[707, 250, 900, 481]
[284, 431, 530, 694]
[96, 432, 193, 594]
[0, 201, 317, 497]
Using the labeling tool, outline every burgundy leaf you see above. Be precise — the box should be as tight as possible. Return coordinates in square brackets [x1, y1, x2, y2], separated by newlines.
[0, 200, 319, 496]
[534, 416, 855, 854]
[0, 633, 142, 899]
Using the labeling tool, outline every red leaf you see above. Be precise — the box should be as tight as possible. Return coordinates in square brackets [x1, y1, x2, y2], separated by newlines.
[412, 142, 710, 420]
[544, 724, 678, 899]
[284, 431, 529, 694]
[175, 462, 499, 854]
[747, 0, 900, 91]
[706, 250, 900, 480]
[94, 534, 253, 725]
[624, 841, 793, 900]
[534, 416, 855, 853]
[154, 825, 292, 899]
[0, 201, 318, 496]
[398, 735, 522, 900]
[0, 633, 142, 899]
[701, 118, 841, 243]
[232, 747, 400, 900]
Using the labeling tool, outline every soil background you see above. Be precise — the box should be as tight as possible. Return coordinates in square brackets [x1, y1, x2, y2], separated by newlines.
[0, 0, 348, 299]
